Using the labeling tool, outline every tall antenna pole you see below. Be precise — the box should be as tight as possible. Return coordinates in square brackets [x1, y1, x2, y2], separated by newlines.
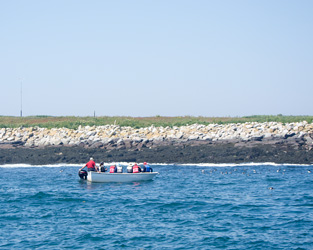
[20, 80, 23, 117]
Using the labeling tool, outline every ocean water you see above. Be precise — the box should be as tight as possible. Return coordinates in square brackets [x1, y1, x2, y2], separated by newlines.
[0, 163, 313, 249]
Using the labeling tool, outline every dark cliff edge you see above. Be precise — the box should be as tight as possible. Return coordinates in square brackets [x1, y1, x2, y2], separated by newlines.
[1, 138, 313, 165]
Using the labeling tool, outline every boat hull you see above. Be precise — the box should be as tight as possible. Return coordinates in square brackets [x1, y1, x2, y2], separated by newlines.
[87, 172, 159, 183]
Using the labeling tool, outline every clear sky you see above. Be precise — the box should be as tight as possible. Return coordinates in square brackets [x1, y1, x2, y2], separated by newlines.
[1, 0, 312, 117]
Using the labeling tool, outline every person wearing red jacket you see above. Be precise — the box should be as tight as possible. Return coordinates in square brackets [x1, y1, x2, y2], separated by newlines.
[132, 163, 141, 173]
[80, 157, 97, 172]
[109, 165, 117, 173]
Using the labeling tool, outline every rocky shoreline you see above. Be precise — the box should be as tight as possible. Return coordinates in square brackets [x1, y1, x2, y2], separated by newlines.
[1, 122, 313, 165]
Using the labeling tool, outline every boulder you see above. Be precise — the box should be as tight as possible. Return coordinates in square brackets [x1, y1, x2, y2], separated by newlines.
[90, 142, 104, 148]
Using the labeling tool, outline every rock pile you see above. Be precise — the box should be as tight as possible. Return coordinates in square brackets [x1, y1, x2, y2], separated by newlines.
[0, 121, 313, 150]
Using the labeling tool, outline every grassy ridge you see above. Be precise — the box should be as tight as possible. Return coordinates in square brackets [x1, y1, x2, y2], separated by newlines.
[0, 115, 312, 129]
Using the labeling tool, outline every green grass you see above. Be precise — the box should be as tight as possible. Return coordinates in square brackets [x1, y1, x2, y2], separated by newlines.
[0, 115, 312, 129]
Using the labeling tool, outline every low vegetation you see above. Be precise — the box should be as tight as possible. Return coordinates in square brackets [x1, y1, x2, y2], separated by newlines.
[0, 115, 312, 129]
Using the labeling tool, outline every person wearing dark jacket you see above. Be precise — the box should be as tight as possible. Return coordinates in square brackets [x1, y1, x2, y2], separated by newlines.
[99, 162, 107, 172]
[141, 164, 146, 172]
[143, 162, 153, 172]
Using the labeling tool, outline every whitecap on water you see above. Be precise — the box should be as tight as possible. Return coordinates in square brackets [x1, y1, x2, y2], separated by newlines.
[0, 162, 312, 168]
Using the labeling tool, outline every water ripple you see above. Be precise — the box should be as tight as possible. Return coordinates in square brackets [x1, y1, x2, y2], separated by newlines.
[0, 165, 313, 249]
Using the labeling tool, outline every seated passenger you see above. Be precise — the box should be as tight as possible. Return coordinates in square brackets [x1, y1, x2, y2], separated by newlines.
[127, 164, 133, 173]
[109, 165, 117, 173]
[141, 163, 146, 172]
[132, 163, 141, 173]
[116, 163, 123, 173]
[99, 162, 107, 172]
[144, 162, 153, 172]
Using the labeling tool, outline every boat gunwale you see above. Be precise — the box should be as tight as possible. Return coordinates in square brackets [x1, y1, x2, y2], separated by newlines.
[90, 172, 159, 175]
[86, 171, 159, 183]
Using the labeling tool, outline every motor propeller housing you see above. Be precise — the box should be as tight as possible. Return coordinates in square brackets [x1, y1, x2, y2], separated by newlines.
[78, 170, 88, 180]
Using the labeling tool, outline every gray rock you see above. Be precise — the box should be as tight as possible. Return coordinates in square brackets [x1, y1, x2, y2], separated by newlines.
[87, 131, 97, 137]
[304, 136, 313, 144]
[188, 135, 199, 140]
[123, 139, 132, 149]
[90, 142, 103, 148]
[251, 135, 264, 141]
[117, 139, 124, 145]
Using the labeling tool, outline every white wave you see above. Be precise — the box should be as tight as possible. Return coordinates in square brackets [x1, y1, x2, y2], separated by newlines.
[170, 162, 313, 167]
[0, 162, 311, 168]
[0, 163, 82, 168]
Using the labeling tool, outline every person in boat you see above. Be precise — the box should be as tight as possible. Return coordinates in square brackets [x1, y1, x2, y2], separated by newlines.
[116, 163, 123, 173]
[144, 162, 153, 172]
[80, 157, 97, 172]
[127, 164, 133, 173]
[109, 164, 117, 173]
[99, 162, 107, 172]
[132, 163, 141, 173]
[141, 163, 146, 172]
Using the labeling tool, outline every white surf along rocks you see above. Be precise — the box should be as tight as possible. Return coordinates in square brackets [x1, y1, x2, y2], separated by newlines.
[0, 122, 312, 149]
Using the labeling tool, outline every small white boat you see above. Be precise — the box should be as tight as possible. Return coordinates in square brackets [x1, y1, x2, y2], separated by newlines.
[79, 170, 159, 183]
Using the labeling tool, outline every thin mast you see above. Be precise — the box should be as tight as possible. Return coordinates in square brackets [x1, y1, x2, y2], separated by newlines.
[20, 80, 23, 117]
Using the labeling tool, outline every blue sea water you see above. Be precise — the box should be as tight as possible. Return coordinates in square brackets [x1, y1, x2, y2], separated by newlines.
[0, 163, 313, 250]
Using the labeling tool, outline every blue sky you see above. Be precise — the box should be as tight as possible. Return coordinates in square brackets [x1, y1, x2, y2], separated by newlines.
[1, 0, 312, 117]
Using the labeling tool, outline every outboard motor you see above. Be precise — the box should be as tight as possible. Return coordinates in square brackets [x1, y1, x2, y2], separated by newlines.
[78, 170, 88, 180]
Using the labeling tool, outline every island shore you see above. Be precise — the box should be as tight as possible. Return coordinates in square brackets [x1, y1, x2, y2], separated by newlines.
[1, 122, 313, 165]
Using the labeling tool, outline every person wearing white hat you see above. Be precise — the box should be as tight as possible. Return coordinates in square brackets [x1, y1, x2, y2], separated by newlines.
[116, 163, 123, 173]
[80, 157, 96, 172]
[127, 164, 133, 173]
